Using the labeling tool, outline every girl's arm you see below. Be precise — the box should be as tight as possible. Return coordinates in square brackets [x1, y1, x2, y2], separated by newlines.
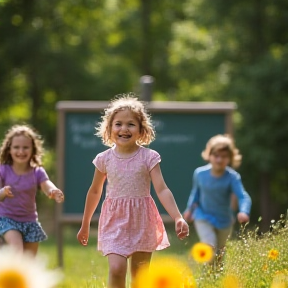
[150, 163, 189, 239]
[77, 168, 106, 245]
[40, 180, 64, 203]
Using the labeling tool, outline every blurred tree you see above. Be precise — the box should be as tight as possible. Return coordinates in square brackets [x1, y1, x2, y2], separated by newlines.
[1, 0, 288, 229]
[0, 0, 139, 144]
[191, 0, 288, 228]
[0, 0, 185, 143]
[164, 0, 288, 228]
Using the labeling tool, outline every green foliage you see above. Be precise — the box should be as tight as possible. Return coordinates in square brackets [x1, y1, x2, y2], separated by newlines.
[1, 0, 288, 225]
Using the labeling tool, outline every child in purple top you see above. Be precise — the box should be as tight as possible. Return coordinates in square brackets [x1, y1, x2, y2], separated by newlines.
[0, 124, 64, 256]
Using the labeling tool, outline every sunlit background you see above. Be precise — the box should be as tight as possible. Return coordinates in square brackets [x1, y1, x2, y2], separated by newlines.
[1, 0, 288, 247]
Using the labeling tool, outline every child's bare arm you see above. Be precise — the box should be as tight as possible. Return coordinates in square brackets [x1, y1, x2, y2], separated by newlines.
[150, 164, 189, 239]
[77, 168, 106, 246]
[40, 180, 64, 203]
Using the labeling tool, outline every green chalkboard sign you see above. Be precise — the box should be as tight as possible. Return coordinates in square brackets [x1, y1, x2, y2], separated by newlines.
[56, 101, 236, 222]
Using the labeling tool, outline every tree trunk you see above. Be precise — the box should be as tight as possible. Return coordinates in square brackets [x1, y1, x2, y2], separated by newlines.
[28, 68, 41, 131]
[140, 0, 152, 75]
[259, 171, 271, 231]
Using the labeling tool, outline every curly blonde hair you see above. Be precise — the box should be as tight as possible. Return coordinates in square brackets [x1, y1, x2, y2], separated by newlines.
[0, 124, 44, 167]
[201, 134, 242, 168]
[96, 93, 155, 147]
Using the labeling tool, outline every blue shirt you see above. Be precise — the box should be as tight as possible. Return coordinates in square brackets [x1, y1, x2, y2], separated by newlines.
[185, 164, 252, 229]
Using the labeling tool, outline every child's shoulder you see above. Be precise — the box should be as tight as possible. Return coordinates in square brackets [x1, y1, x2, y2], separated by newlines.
[0, 164, 10, 168]
[139, 146, 159, 156]
[96, 148, 113, 157]
[195, 164, 212, 175]
[34, 166, 49, 181]
[225, 166, 241, 179]
[0, 164, 10, 175]
[34, 166, 47, 173]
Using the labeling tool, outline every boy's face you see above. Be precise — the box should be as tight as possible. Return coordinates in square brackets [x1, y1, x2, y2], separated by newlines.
[209, 149, 231, 172]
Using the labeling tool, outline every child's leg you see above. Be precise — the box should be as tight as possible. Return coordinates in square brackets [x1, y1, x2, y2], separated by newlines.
[215, 226, 233, 263]
[130, 251, 152, 285]
[194, 220, 217, 248]
[3, 230, 24, 252]
[107, 253, 128, 288]
[23, 242, 39, 256]
[216, 226, 232, 250]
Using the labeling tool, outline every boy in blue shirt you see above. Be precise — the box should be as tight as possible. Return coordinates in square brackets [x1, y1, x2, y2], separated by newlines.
[183, 135, 251, 254]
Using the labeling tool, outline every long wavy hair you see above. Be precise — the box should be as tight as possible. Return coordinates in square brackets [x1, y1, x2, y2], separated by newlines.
[0, 124, 44, 167]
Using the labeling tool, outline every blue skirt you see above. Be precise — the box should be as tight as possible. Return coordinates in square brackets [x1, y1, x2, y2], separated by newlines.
[0, 216, 47, 243]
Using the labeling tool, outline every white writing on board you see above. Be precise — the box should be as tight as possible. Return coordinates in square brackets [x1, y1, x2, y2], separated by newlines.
[69, 119, 100, 149]
[69, 119, 95, 133]
[72, 134, 99, 149]
[156, 134, 194, 143]
[153, 119, 165, 130]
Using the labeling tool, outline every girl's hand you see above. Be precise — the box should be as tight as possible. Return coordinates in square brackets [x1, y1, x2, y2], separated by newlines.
[49, 189, 64, 203]
[1, 186, 14, 199]
[77, 228, 89, 246]
[175, 217, 189, 240]
[237, 212, 249, 224]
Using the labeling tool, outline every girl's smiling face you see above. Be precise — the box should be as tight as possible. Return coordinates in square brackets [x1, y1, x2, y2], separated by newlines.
[9, 135, 33, 167]
[110, 109, 141, 149]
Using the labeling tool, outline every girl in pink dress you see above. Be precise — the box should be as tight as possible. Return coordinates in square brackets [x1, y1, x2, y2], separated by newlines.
[77, 95, 189, 288]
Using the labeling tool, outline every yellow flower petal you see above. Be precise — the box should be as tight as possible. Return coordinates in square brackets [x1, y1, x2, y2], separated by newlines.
[222, 275, 241, 288]
[0, 247, 62, 288]
[271, 274, 286, 288]
[190, 242, 214, 263]
[0, 269, 28, 288]
[268, 249, 279, 260]
[134, 257, 195, 288]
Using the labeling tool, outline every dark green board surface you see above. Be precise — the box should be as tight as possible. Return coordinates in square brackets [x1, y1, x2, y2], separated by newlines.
[62, 111, 227, 216]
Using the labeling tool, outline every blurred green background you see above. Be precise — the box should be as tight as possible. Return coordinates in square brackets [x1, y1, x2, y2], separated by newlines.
[1, 0, 288, 232]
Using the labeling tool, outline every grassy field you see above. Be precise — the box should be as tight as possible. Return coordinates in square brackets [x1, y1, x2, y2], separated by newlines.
[38, 219, 288, 288]
[38, 223, 198, 288]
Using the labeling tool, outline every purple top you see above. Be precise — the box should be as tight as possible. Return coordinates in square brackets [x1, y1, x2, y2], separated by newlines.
[0, 164, 49, 222]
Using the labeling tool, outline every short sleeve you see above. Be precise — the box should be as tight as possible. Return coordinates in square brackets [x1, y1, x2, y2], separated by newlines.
[92, 153, 106, 173]
[35, 167, 49, 185]
[147, 149, 161, 171]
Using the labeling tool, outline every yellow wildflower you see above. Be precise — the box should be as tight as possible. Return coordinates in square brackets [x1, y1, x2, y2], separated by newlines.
[270, 274, 286, 288]
[222, 275, 241, 288]
[190, 242, 214, 263]
[134, 257, 195, 288]
[0, 246, 62, 288]
[183, 276, 197, 288]
[268, 249, 279, 260]
[262, 264, 268, 271]
[0, 269, 28, 288]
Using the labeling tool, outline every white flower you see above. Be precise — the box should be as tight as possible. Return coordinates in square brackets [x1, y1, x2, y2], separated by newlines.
[0, 246, 62, 288]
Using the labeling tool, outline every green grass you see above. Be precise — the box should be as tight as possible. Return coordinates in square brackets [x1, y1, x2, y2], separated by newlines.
[38, 219, 288, 288]
[38, 223, 198, 288]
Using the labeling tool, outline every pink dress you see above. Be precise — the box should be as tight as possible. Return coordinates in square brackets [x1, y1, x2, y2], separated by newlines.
[93, 146, 170, 257]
